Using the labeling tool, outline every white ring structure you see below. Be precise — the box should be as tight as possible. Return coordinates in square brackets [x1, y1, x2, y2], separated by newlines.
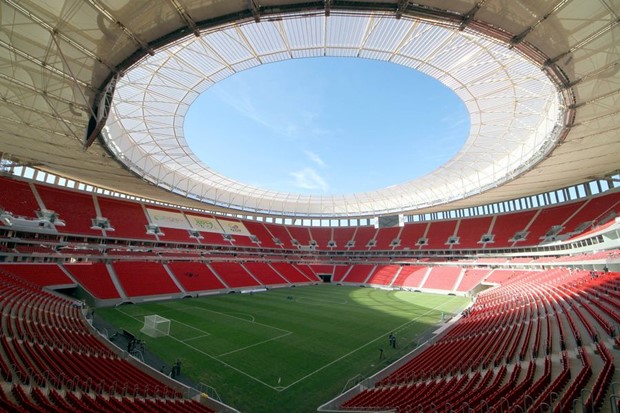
[104, 10, 564, 217]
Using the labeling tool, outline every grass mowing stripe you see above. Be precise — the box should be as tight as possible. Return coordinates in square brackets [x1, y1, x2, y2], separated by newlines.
[167, 327, 282, 391]
[294, 296, 348, 305]
[116, 307, 282, 390]
[279, 296, 454, 391]
[188, 305, 292, 335]
[199, 292, 452, 391]
[97, 286, 471, 413]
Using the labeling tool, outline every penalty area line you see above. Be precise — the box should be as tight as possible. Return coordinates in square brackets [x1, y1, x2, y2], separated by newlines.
[115, 308, 283, 391]
[182, 334, 210, 342]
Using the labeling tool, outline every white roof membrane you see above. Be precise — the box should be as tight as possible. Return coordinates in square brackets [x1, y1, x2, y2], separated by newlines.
[104, 11, 563, 217]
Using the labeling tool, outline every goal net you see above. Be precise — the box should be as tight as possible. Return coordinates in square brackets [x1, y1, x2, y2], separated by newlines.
[140, 315, 170, 338]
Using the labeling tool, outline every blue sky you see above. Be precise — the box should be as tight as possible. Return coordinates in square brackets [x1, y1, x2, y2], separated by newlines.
[184, 57, 469, 195]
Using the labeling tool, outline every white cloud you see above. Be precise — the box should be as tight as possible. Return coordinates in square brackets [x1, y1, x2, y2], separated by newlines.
[214, 86, 299, 139]
[304, 150, 326, 168]
[290, 167, 329, 192]
[301, 110, 319, 123]
[440, 113, 469, 128]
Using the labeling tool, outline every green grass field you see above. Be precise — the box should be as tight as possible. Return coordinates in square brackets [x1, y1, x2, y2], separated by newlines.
[97, 285, 470, 413]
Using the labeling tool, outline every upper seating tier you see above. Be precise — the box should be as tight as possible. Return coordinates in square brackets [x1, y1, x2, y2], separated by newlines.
[562, 191, 620, 234]
[454, 216, 494, 248]
[309, 227, 333, 250]
[0, 177, 39, 218]
[525, 202, 585, 242]
[488, 210, 537, 248]
[242, 221, 280, 249]
[331, 227, 356, 250]
[36, 184, 101, 235]
[97, 197, 154, 240]
[1, 177, 618, 254]
[287, 226, 312, 248]
[425, 220, 458, 249]
[264, 224, 295, 249]
[374, 227, 401, 250]
[350, 226, 377, 250]
[395, 222, 429, 250]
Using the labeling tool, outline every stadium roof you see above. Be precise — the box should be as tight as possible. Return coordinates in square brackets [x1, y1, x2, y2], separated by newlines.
[0, 0, 618, 218]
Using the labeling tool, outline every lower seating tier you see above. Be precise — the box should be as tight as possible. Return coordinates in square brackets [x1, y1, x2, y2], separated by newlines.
[0, 272, 216, 412]
[338, 269, 620, 412]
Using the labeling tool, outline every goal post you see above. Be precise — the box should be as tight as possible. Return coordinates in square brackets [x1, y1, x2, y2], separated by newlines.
[140, 315, 170, 338]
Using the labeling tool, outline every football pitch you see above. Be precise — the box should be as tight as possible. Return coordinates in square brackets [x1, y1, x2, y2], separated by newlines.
[97, 285, 470, 413]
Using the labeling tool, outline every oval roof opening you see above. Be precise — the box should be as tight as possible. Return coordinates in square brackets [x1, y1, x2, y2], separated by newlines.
[184, 57, 470, 195]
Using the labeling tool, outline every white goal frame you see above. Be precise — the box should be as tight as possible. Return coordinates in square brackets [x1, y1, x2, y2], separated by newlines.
[140, 315, 170, 338]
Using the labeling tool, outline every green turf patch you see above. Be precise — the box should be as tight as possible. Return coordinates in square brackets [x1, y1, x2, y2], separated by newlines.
[98, 285, 469, 413]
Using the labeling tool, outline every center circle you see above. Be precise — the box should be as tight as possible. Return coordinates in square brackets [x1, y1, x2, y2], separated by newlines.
[184, 57, 470, 195]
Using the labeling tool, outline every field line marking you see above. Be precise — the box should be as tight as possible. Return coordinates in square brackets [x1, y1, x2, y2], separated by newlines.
[279, 297, 454, 391]
[114, 307, 283, 390]
[171, 319, 212, 337]
[112, 293, 462, 393]
[217, 331, 292, 357]
[167, 332, 279, 390]
[182, 334, 210, 342]
[221, 311, 255, 322]
[190, 306, 291, 335]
